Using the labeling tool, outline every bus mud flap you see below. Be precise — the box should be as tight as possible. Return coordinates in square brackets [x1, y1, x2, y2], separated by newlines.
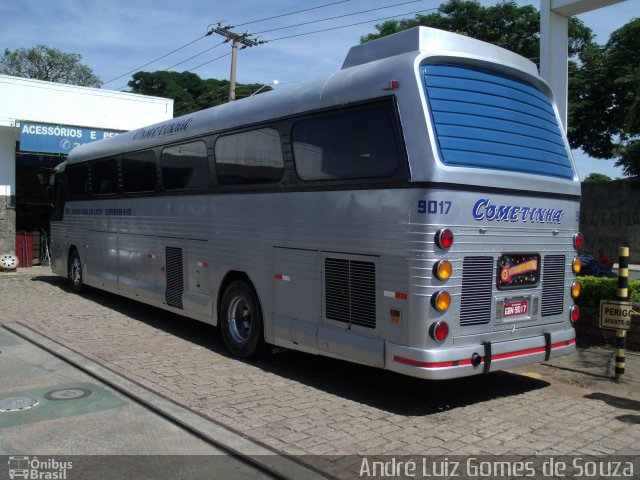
[544, 333, 552, 361]
[482, 341, 492, 374]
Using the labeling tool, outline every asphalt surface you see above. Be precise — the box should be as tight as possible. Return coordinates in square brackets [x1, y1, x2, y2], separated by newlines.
[0, 267, 638, 480]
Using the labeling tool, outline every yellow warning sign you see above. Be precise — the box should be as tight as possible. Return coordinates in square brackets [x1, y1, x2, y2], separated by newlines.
[599, 300, 635, 330]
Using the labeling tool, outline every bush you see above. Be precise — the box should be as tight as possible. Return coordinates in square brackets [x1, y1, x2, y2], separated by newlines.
[577, 276, 640, 307]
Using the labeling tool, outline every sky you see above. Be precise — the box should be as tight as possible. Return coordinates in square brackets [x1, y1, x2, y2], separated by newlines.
[1, 0, 638, 179]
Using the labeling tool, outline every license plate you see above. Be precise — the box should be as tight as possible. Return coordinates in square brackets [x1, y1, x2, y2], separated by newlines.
[504, 300, 529, 317]
[497, 253, 540, 290]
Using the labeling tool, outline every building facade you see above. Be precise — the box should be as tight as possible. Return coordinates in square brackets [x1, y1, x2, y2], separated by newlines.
[0, 75, 173, 265]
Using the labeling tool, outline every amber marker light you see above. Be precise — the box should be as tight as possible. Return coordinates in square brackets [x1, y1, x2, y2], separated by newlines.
[433, 260, 452, 281]
[572, 256, 581, 274]
[571, 281, 581, 299]
[431, 290, 451, 312]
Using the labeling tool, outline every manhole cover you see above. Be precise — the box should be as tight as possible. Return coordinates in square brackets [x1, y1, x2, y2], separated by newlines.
[44, 388, 91, 401]
[0, 396, 39, 412]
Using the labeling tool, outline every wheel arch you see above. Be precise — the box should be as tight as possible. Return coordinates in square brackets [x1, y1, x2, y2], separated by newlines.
[216, 270, 261, 324]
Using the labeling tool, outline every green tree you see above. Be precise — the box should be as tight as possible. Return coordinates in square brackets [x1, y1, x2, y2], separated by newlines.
[571, 19, 640, 177]
[583, 172, 611, 182]
[128, 70, 270, 115]
[0, 45, 101, 87]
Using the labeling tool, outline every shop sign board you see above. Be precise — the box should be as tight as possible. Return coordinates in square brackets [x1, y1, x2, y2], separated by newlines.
[18, 121, 123, 154]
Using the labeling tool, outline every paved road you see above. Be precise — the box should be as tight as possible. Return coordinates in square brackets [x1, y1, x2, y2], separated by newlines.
[1, 267, 639, 478]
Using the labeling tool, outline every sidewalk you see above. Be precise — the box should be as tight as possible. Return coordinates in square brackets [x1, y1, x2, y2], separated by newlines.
[0, 324, 325, 480]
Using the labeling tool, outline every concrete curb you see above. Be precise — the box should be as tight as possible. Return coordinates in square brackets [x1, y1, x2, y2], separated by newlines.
[2, 321, 330, 480]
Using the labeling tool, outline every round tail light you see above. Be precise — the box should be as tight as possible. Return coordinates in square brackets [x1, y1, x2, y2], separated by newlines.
[434, 228, 454, 250]
[571, 281, 581, 299]
[431, 290, 451, 312]
[570, 305, 580, 323]
[572, 256, 581, 274]
[433, 260, 452, 281]
[573, 232, 584, 249]
[429, 321, 449, 342]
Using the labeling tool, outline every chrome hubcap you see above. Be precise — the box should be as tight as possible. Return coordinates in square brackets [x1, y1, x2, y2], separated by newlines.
[227, 296, 251, 343]
[71, 258, 82, 285]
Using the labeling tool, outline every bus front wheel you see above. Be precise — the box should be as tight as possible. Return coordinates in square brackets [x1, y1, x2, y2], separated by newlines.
[68, 250, 85, 293]
[219, 280, 266, 358]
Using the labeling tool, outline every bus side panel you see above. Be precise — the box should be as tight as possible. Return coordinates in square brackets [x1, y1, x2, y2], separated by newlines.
[272, 247, 320, 351]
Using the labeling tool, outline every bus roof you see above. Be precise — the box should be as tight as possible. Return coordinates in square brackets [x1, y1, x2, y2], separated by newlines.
[65, 27, 545, 167]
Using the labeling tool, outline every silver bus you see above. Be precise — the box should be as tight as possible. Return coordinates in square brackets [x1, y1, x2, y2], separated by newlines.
[50, 27, 583, 380]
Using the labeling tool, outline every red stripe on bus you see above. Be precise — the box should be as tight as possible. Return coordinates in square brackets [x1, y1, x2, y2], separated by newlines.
[393, 339, 575, 369]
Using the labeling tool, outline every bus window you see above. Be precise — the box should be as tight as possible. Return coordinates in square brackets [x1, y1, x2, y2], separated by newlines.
[292, 104, 400, 180]
[51, 172, 66, 221]
[161, 141, 208, 190]
[91, 158, 118, 195]
[67, 164, 89, 197]
[122, 150, 157, 193]
[215, 128, 284, 185]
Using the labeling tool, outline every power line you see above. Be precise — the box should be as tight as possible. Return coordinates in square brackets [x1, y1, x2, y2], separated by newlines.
[164, 41, 226, 71]
[253, 0, 426, 35]
[233, 0, 355, 27]
[267, 7, 438, 42]
[103, 33, 210, 86]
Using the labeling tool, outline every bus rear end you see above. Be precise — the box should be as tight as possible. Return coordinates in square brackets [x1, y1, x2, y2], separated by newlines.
[366, 28, 581, 379]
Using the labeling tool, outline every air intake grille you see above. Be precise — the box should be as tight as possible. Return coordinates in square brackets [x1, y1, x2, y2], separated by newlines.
[460, 257, 494, 326]
[165, 247, 184, 309]
[325, 258, 376, 329]
[541, 255, 565, 316]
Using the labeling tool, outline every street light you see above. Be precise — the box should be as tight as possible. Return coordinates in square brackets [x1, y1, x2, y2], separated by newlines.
[251, 80, 279, 96]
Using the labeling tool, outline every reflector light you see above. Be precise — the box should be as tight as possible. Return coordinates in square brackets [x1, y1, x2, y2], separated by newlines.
[570, 305, 580, 323]
[431, 290, 451, 312]
[572, 256, 581, 274]
[434, 228, 454, 250]
[433, 260, 452, 281]
[571, 281, 581, 299]
[429, 321, 449, 342]
[573, 232, 584, 249]
[383, 79, 400, 90]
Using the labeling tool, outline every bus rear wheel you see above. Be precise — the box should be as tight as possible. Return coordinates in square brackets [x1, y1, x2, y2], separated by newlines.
[219, 280, 266, 358]
[68, 250, 85, 293]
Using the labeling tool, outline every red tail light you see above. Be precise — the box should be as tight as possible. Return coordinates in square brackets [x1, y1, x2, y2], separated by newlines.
[570, 305, 580, 323]
[435, 228, 454, 250]
[429, 321, 449, 342]
[573, 232, 584, 249]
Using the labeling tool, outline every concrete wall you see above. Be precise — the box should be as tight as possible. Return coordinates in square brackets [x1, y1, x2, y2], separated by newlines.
[580, 179, 640, 264]
[0, 126, 16, 253]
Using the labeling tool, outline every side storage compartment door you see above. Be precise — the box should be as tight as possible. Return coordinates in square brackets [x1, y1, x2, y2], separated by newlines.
[272, 247, 320, 351]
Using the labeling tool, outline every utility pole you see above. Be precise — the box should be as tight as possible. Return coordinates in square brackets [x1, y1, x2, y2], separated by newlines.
[207, 25, 263, 101]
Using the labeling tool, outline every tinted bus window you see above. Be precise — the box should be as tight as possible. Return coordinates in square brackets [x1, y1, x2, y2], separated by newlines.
[67, 164, 89, 197]
[161, 141, 208, 190]
[91, 158, 118, 195]
[215, 128, 284, 185]
[123, 150, 157, 193]
[292, 105, 400, 180]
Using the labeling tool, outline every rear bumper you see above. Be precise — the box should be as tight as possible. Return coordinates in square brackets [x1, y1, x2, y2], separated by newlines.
[386, 328, 575, 380]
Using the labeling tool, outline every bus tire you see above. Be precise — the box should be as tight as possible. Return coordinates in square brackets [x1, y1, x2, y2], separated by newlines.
[68, 249, 85, 293]
[219, 280, 266, 358]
